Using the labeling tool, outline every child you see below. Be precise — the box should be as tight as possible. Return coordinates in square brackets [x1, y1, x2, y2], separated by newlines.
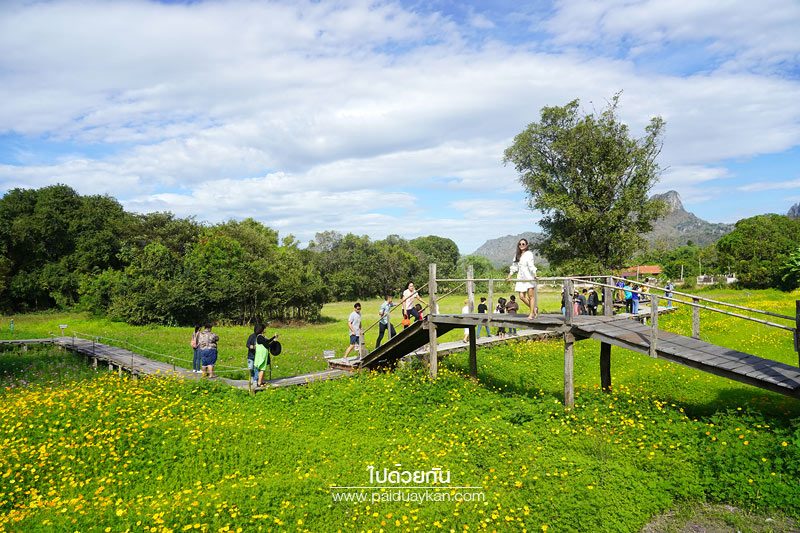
[495, 297, 507, 338]
[505, 295, 519, 335]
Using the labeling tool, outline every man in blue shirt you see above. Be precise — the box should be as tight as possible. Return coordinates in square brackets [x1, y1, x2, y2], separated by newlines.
[375, 294, 397, 348]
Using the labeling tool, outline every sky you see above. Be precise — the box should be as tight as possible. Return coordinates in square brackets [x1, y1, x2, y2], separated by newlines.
[1, 0, 799, 254]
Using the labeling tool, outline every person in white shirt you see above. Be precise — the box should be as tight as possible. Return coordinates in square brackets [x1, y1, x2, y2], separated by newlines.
[343, 302, 362, 358]
[507, 238, 538, 319]
[401, 282, 424, 327]
[461, 299, 470, 343]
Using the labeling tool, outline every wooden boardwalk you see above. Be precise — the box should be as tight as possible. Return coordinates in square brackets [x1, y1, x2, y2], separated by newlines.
[331, 310, 800, 400]
[1, 337, 349, 391]
[4, 306, 799, 400]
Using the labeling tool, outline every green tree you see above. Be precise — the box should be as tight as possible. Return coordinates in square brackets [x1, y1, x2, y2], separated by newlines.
[717, 214, 800, 288]
[409, 236, 460, 278]
[780, 247, 800, 290]
[503, 94, 667, 273]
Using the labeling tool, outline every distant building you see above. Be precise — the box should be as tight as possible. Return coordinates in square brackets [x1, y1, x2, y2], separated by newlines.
[618, 265, 662, 280]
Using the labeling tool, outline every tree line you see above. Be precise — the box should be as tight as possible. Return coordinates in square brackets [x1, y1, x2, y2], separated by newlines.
[0, 185, 476, 325]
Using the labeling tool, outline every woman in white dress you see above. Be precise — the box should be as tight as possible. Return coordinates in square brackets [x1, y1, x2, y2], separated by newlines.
[507, 239, 538, 319]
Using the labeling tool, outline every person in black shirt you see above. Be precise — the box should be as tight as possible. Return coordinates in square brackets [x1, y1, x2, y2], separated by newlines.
[477, 297, 491, 338]
[246, 324, 278, 387]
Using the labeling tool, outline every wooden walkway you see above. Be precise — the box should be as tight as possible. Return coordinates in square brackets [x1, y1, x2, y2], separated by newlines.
[1, 337, 349, 391]
[331, 310, 800, 400]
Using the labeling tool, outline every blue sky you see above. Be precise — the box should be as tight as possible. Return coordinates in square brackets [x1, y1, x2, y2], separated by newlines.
[1, 0, 799, 253]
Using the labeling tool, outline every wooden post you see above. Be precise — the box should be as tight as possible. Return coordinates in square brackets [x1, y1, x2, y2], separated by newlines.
[468, 326, 477, 378]
[564, 279, 573, 324]
[692, 297, 700, 339]
[108, 361, 113, 372]
[467, 265, 475, 313]
[564, 332, 575, 408]
[92, 357, 98, 370]
[359, 328, 366, 358]
[649, 295, 659, 358]
[118, 365, 123, 377]
[428, 263, 438, 379]
[600, 342, 611, 392]
[795, 300, 800, 366]
[604, 276, 613, 317]
[487, 279, 494, 316]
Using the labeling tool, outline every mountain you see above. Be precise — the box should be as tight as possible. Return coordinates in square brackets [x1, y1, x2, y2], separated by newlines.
[788, 203, 800, 219]
[471, 191, 732, 266]
[646, 191, 733, 248]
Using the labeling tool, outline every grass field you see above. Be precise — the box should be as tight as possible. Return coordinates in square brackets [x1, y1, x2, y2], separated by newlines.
[1, 287, 799, 531]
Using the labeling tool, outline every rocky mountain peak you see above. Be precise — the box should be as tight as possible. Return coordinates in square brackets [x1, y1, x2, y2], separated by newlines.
[788, 203, 800, 219]
[652, 190, 685, 214]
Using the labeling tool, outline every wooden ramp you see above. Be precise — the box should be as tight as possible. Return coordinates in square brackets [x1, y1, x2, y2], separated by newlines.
[571, 315, 800, 399]
[331, 310, 800, 400]
[1, 337, 349, 391]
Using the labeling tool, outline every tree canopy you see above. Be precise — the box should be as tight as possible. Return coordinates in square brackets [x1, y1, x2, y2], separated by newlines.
[716, 214, 800, 289]
[503, 94, 667, 273]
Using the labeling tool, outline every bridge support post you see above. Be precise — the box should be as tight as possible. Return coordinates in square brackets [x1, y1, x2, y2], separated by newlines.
[467, 265, 475, 313]
[604, 277, 613, 316]
[795, 300, 800, 367]
[564, 332, 575, 408]
[564, 279, 573, 324]
[91, 357, 98, 370]
[692, 298, 700, 339]
[488, 279, 494, 317]
[469, 327, 477, 378]
[428, 263, 438, 379]
[649, 295, 659, 358]
[600, 342, 611, 392]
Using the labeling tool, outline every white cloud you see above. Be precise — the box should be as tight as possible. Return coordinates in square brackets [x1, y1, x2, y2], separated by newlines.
[0, 0, 799, 253]
[738, 179, 800, 192]
[545, 0, 800, 74]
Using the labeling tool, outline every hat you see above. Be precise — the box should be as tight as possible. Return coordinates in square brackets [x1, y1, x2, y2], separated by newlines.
[269, 341, 282, 356]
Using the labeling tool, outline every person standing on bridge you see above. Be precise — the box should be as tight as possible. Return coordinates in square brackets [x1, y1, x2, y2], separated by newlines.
[197, 323, 219, 379]
[375, 294, 397, 348]
[505, 295, 519, 335]
[507, 239, 538, 319]
[401, 282, 424, 328]
[344, 303, 362, 358]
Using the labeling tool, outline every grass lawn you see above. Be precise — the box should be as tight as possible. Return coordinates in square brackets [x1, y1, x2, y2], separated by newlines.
[1, 287, 799, 531]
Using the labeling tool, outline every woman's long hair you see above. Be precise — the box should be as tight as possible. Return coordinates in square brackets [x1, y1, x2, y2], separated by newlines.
[514, 239, 528, 262]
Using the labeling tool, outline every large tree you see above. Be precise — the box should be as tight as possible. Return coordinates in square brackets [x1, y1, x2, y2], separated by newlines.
[503, 94, 667, 272]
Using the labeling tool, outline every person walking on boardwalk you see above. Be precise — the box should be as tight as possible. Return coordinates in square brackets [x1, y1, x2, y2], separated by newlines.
[376, 294, 397, 348]
[251, 324, 278, 387]
[401, 282, 424, 327]
[246, 323, 277, 386]
[462, 299, 471, 343]
[344, 303, 362, 358]
[496, 297, 507, 338]
[191, 325, 201, 373]
[505, 295, 519, 335]
[665, 280, 674, 308]
[476, 297, 491, 338]
[507, 238, 538, 319]
[197, 323, 219, 378]
[587, 287, 599, 316]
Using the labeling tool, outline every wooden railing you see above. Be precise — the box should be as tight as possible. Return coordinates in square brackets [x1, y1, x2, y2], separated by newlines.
[432, 268, 800, 370]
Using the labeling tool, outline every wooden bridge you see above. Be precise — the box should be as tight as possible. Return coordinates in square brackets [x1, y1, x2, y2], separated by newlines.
[3, 269, 800, 406]
[0, 336, 348, 390]
[331, 267, 800, 406]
